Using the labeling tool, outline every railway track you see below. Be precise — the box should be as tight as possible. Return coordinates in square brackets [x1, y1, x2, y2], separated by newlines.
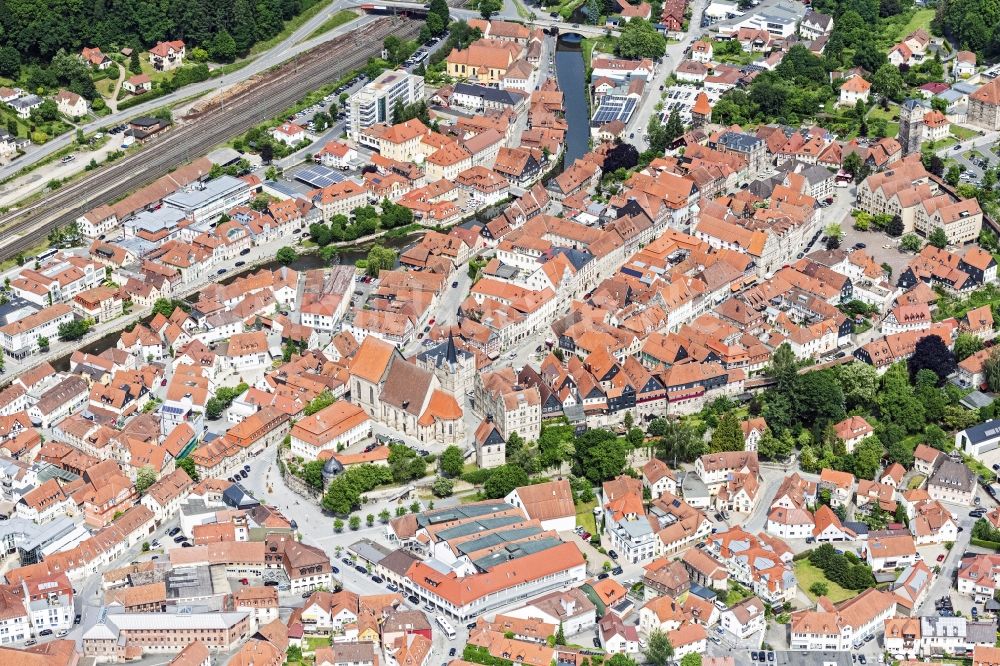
[0, 16, 418, 260]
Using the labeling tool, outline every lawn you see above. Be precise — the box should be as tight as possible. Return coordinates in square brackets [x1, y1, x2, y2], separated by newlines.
[794, 560, 856, 603]
[576, 499, 598, 535]
[725, 582, 752, 607]
[305, 9, 359, 41]
[908, 474, 926, 489]
[898, 8, 935, 38]
[304, 636, 331, 652]
[582, 35, 616, 70]
[951, 124, 981, 140]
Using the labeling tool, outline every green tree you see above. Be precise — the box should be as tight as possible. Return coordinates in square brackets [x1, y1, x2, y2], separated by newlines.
[432, 476, 454, 497]
[679, 655, 702, 666]
[664, 108, 684, 143]
[366, 513, 375, 527]
[837, 361, 878, 411]
[210, 30, 239, 62]
[478, 0, 503, 18]
[843, 152, 863, 180]
[795, 369, 846, 432]
[205, 397, 225, 420]
[334, 518, 344, 532]
[303, 390, 335, 416]
[301, 460, 326, 490]
[366, 245, 397, 277]
[616, 19, 667, 59]
[809, 581, 829, 597]
[644, 629, 673, 666]
[928, 227, 949, 249]
[710, 411, 744, 452]
[58, 319, 92, 341]
[900, 233, 922, 252]
[0, 47, 21, 78]
[136, 465, 158, 494]
[177, 457, 199, 481]
[555, 622, 566, 645]
[986, 348, 1000, 392]
[946, 164, 962, 187]
[349, 515, 361, 530]
[758, 429, 794, 461]
[575, 429, 629, 483]
[379, 508, 391, 523]
[852, 436, 884, 479]
[871, 63, 905, 101]
[276, 246, 298, 265]
[955, 333, 984, 362]
[440, 445, 464, 477]
[484, 464, 529, 498]
[658, 420, 704, 466]
[129, 50, 142, 75]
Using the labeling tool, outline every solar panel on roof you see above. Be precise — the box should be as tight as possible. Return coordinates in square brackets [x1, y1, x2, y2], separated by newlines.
[591, 95, 637, 125]
[295, 164, 347, 188]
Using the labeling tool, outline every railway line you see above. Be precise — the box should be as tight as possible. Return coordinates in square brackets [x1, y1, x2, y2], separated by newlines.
[0, 16, 418, 260]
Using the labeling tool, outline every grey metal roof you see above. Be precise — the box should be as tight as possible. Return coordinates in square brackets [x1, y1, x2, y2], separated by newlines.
[454, 82, 522, 106]
[349, 538, 393, 564]
[472, 536, 565, 570]
[436, 514, 526, 541]
[719, 131, 762, 151]
[960, 419, 1000, 444]
[416, 501, 514, 527]
[456, 526, 543, 556]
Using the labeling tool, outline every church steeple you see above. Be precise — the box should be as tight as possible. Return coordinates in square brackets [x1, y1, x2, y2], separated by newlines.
[445, 331, 458, 365]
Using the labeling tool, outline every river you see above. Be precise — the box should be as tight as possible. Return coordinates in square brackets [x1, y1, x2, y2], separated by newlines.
[554, 33, 590, 167]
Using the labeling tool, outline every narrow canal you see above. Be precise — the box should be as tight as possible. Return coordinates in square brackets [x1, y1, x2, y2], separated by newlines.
[555, 32, 590, 167]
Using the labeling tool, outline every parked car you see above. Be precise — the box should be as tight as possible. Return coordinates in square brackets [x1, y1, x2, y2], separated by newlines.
[39, 629, 53, 636]
[168, 527, 181, 536]
[608, 550, 619, 560]
[355, 565, 366, 574]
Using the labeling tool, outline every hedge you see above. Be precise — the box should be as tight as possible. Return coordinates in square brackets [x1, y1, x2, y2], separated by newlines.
[971, 538, 1000, 551]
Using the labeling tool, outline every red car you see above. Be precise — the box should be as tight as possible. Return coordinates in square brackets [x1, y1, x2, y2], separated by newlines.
[239, 578, 249, 585]
[936, 554, 946, 562]
[580, 531, 591, 540]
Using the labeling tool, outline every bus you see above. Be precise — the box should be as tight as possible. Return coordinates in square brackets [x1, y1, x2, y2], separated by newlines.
[436, 615, 456, 640]
[36, 248, 58, 262]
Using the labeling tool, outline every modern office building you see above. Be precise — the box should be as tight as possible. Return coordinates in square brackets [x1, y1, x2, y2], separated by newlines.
[347, 70, 425, 139]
